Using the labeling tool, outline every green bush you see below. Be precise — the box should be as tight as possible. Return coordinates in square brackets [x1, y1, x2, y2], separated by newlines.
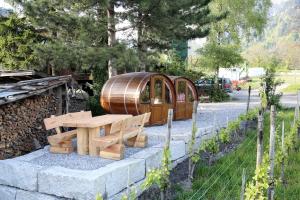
[86, 95, 106, 116]
[209, 87, 229, 102]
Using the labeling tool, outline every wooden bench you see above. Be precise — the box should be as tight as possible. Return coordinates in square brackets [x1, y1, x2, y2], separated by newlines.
[44, 111, 92, 154]
[91, 112, 151, 160]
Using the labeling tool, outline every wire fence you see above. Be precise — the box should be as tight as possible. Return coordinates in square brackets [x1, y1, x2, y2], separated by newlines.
[188, 132, 257, 200]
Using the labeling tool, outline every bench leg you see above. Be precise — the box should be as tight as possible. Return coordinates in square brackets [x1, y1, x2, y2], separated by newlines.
[99, 144, 124, 160]
[50, 140, 74, 154]
[77, 128, 89, 155]
[126, 134, 148, 148]
[88, 127, 100, 156]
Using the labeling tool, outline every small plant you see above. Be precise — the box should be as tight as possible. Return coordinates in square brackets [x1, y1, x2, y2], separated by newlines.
[121, 187, 137, 200]
[201, 137, 219, 166]
[188, 122, 199, 181]
[142, 146, 171, 200]
[219, 128, 230, 143]
[95, 193, 104, 200]
[244, 157, 269, 200]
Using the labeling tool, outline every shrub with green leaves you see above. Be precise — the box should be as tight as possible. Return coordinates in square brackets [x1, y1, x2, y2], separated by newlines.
[142, 146, 171, 197]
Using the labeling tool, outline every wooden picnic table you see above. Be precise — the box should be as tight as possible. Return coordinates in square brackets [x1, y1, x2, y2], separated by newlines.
[62, 114, 132, 156]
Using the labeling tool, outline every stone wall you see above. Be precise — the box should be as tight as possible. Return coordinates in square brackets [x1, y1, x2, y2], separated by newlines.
[0, 94, 57, 160]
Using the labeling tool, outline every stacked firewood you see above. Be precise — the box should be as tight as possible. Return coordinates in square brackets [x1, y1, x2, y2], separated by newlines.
[0, 94, 57, 159]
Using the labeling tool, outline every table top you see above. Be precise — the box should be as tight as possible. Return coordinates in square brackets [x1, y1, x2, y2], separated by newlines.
[62, 114, 132, 128]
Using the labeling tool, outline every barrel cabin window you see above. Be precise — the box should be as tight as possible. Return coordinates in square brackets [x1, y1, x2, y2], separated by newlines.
[140, 82, 150, 104]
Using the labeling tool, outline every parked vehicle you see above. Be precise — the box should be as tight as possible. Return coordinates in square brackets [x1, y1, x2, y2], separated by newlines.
[195, 77, 233, 96]
[219, 78, 233, 93]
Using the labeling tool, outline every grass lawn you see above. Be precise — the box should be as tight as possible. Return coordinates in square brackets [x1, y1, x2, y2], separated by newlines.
[278, 74, 300, 94]
[240, 77, 261, 90]
[175, 108, 299, 200]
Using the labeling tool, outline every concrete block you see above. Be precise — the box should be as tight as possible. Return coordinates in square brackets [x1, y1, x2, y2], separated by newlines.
[38, 158, 145, 200]
[0, 159, 43, 191]
[14, 149, 47, 162]
[16, 190, 61, 200]
[0, 185, 17, 200]
[108, 179, 146, 200]
[105, 158, 145, 198]
[130, 147, 163, 172]
[169, 141, 186, 161]
[38, 166, 106, 200]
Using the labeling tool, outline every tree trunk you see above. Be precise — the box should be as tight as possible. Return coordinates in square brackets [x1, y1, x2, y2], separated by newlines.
[137, 12, 146, 72]
[107, 0, 117, 78]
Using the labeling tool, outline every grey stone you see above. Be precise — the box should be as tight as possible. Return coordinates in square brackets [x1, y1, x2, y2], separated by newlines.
[38, 159, 145, 200]
[0, 185, 17, 200]
[108, 179, 146, 200]
[14, 148, 47, 162]
[0, 159, 43, 191]
[105, 158, 145, 198]
[16, 190, 61, 200]
[169, 141, 186, 161]
[130, 147, 163, 172]
[38, 166, 106, 200]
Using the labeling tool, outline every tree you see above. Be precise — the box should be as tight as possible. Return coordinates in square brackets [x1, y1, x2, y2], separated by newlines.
[122, 0, 224, 71]
[197, 42, 244, 76]
[197, 0, 271, 74]
[0, 13, 45, 70]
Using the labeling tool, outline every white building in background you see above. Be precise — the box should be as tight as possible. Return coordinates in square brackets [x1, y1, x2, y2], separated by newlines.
[219, 67, 265, 81]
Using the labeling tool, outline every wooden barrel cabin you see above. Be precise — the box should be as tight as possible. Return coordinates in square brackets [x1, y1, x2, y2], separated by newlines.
[169, 76, 198, 120]
[101, 72, 176, 125]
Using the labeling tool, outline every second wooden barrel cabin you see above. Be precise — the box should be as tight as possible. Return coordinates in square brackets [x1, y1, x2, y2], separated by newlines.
[169, 76, 198, 120]
[101, 72, 176, 125]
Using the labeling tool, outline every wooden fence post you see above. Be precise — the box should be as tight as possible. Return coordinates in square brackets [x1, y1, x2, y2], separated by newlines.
[166, 109, 173, 149]
[246, 86, 251, 113]
[256, 110, 264, 169]
[244, 86, 251, 135]
[281, 121, 285, 183]
[268, 105, 276, 200]
[188, 101, 198, 181]
[240, 168, 246, 200]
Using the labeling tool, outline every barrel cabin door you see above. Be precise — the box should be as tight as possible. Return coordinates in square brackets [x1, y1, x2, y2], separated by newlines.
[150, 76, 171, 125]
[175, 80, 195, 120]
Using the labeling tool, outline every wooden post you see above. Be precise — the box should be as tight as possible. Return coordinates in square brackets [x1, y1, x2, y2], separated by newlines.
[166, 109, 173, 149]
[240, 168, 246, 200]
[65, 83, 69, 113]
[56, 86, 63, 115]
[256, 110, 264, 169]
[280, 121, 285, 183]
[246, 86, 251, 113]
[268, 105, 276, 200]
[188, 101, 198, 181]
[244, 86, 251, 135]
[192, 101, 198, 124]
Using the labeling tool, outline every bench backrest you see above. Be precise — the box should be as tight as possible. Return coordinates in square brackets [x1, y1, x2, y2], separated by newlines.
[110, 120, 124, 135]
[44, 111, 92, 131]
[122, 113, 151, 132]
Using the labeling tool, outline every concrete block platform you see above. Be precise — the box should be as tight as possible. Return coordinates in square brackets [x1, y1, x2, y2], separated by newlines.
[0, 101, 254, 200]
[0, 139, 186, 200]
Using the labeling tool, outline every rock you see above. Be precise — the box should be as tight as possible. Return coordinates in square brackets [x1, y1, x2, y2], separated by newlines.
[38, 159, 145, 200]
[130, 147, 163, 172]
[0, 159, 43, 191]
[16, 190, 62, 200]
[0, 185, 17, 200]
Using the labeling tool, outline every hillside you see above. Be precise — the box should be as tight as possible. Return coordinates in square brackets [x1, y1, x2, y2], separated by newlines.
[243, 0, 300, 69]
